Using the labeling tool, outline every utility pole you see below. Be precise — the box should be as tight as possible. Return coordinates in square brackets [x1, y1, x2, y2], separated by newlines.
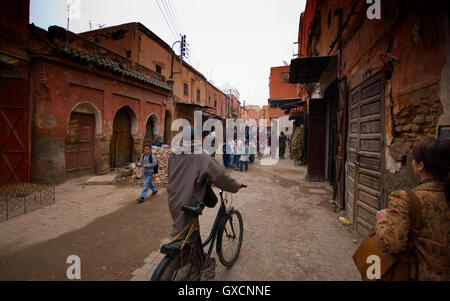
[171, 34, 189, 78]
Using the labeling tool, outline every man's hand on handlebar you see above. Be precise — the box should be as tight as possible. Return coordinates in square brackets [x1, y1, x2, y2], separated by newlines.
[236, 180, 247, 188]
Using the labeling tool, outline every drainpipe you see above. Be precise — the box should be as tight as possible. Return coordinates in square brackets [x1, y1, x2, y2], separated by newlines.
[171, 52, 174, 79]
[171, 40, 181, 79]
[335, 8, 343, 79]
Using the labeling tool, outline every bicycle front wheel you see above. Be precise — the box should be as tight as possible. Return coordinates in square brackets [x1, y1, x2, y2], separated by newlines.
[151, 248, 201, 281]
[216, 210, 243, 267]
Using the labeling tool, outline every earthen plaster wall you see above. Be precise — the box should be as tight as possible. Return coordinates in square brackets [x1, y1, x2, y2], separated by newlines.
[30, 58, 169, 184]
[306, 0, 448, 195]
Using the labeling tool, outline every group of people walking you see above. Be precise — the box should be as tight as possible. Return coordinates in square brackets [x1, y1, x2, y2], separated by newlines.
[222, 137, 251, 172]
[220, 131, 291, 165]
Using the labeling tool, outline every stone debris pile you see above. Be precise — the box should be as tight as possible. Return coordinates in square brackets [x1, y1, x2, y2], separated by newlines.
[150, 146, 171, 186]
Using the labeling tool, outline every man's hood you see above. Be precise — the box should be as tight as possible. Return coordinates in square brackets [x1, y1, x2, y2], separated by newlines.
[171, 139, 204, 155]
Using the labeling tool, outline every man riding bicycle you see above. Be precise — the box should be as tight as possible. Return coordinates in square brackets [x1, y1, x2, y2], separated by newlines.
[167, 127, 243, 238]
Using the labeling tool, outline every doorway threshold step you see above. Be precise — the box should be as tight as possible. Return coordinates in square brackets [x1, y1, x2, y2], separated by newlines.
[84, 173, 116, 185]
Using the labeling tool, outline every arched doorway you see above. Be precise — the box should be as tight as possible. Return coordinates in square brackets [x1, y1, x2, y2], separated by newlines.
[65, 103, 101, 176]
[110, 106, 135, 167]
[143, 114, 160, 146]
[164, 110, 172, 145]
[143, 117, 154, 146]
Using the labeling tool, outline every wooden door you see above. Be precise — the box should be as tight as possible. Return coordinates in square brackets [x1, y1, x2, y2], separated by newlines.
[0, 77, 29, 184]
[326, 83, 338, 185]
[164, 111, 172, 145]
[333, 78, 348, 209]
[65, 112, 95, 174]
[307, 99, 327, 181]
[143, 117, 154, 147]
[347, 72, 385, 236]
[110, 108, 132, 167]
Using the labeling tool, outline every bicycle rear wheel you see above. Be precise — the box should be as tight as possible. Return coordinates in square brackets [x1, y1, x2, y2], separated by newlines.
[216, 210, 243, 267]
[151, 248, 201, 281]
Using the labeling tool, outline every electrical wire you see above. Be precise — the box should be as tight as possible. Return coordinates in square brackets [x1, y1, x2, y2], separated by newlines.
[161, 0, 181, 38]
[166, 0, 183, 35]
[157, 0, 190, 62]
[162, 0, 181, 36]
[155, 0, 179, 41]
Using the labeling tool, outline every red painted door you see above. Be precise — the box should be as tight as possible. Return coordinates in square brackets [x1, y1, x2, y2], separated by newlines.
[65, 112, 95, 175]
[0, 77, 29, 184]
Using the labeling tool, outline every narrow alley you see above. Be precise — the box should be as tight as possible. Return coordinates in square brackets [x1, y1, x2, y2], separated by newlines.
[2, 0, 449, 287]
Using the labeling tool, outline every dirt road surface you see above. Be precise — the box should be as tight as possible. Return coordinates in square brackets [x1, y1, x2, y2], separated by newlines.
[0, 157, 361, 281]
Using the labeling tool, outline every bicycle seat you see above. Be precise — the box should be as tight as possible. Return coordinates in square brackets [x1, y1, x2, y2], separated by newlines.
[182, 202, 205, 216]
[161, 239, 185, 257]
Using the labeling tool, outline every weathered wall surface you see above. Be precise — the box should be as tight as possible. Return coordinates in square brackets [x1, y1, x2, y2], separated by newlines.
[174, 103, 196, 126]
[297, 0, 317, 57]
[381, 1, 446, 196]
[0, 0, 29, 48]
[312, 0, 447, 197]
[137, 27, 173, 80]
[174, 64, 207, 106]
[270, 66, 297, 99]
[206, 82, 227, 118]
[437, 2, 450, 131]
[247, 109, 258, 120]
[30, 59, 169, 184]
[390, 86, 443, 163]
[296, 0, 448, 230]
[79, 23, 138, 63]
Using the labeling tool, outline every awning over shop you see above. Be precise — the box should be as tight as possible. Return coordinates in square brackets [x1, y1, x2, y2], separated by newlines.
[279, 100, 306, 110]
[289, 55, 338, 83]
[289, 106, 304, 120]
[202, 108, 222, 120]
[269, 98, 305, 108]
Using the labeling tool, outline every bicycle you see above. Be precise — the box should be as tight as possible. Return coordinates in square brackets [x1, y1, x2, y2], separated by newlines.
[150, 184, 247, 281]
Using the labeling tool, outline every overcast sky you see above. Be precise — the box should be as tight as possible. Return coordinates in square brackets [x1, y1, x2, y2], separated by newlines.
[30, 0, 306, 107]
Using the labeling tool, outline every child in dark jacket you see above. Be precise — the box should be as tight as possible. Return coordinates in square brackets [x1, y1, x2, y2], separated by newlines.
[136, 144, 158, 203]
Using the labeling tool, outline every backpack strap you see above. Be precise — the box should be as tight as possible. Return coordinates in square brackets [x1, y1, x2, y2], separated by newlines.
[405, 190, 423, 255]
